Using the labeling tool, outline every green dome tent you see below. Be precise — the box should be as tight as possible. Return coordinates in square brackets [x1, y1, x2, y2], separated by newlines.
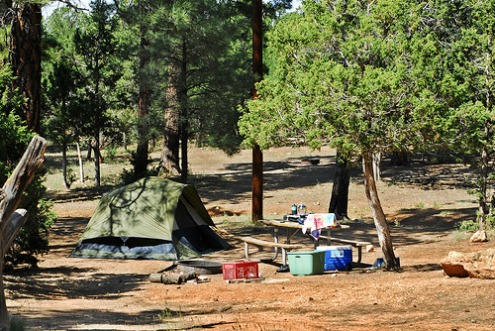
[70, 176, 230, 260]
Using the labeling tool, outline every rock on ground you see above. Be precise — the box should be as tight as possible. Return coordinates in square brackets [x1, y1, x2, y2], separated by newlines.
[441, 248, 495, 279]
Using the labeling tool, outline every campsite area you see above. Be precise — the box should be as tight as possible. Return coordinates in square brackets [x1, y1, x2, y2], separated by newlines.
[5, 146, 495, 330]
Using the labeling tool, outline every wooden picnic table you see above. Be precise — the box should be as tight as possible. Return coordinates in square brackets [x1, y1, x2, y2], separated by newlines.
[241, 217, 349, 272]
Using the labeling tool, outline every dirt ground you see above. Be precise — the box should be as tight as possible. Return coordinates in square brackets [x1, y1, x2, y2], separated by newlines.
[5, 146, 495, 331]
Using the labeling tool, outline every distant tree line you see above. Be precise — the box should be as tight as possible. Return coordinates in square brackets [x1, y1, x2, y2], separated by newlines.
[0, 0, 291, 267]
[40, 0, 291, 187]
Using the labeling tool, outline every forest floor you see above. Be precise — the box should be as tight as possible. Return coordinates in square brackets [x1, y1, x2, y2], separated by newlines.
[5, 146, 495, 331]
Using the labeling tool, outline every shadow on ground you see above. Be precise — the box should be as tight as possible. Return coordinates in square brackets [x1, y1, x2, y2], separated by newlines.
[15, 308, 166, 331]
[5, 267, 147, 300]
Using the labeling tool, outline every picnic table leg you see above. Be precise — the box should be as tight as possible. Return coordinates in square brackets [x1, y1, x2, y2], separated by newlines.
[245, 228, 280, 262]
[276, 228, 291, 272]
[356, 246, 362, 264]
[271, 227, 280, 261]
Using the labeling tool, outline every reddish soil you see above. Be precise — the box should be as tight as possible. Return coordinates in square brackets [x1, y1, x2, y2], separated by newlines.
[5, 146, 495, 331]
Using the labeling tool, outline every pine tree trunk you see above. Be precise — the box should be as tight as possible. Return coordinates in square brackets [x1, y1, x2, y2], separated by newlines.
[62, 140, 70, 189]
[9, 3, 42, 133]
[161, 62, 181, 175]
[93, 135, 101, 187]
[134, 21, 150, 179]
[251, 0, 263, 222]
[179, 39, 188, 183]
[76, 142, 84, 184]
[362, 151, 399, 270]
[180, 130, 188, 183]
[328, 151, 350, 220]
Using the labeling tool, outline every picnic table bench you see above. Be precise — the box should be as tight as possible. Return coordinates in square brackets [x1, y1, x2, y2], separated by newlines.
[241, 236, 304, 269]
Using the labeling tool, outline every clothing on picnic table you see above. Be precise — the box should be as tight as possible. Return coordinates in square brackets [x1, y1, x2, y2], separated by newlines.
[301, 213, 337, 240]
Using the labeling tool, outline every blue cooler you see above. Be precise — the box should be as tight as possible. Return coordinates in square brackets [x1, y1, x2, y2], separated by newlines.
[316, 245, 352, 271]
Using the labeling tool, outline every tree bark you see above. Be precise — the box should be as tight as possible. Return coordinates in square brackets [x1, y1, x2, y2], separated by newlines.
[478, 128, 489, 231]
[76, 142, 84, 184]
[372, 151, 381, 182]
[9, 3, 42, 133]
[2, 210, 27, 257]
[179, 39, 188, 183]
[0, 136, 47, 330]
[251, 0, 263, 222]
[362, 151, 399, 271]
[61, 140, 70, 189]
[134, 21, 150, 179]
[328, 151, 350, 220]
[161, 62, 181, 176]
[93, 132, 101, 187]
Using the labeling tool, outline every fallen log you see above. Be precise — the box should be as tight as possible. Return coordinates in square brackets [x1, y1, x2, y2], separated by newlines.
[149, 272, 197, 284]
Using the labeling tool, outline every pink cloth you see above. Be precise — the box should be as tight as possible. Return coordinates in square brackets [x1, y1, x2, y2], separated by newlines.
[302, 213, 336, 240]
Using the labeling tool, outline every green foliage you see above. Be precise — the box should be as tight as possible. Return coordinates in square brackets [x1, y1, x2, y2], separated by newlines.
[238, 0, 495, 230]
[457, 220, 479, 232]
[0, 63, 54, 269]
[6, 181, 56, 269]
[438, 0, 495, 227]
[240, 0, 437, 158]
[0, 64, 33, 177]
[141, 0, 252, 155]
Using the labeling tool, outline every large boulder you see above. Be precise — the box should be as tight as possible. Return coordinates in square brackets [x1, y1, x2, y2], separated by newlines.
[440, 249, 495, 279]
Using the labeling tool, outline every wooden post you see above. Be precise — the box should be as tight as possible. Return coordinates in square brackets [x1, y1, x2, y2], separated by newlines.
[0, 136, 47, 330]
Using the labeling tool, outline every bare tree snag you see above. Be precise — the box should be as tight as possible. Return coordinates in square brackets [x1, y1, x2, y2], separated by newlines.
[0, 135, 47, 331]
[2, 209, 28, 254]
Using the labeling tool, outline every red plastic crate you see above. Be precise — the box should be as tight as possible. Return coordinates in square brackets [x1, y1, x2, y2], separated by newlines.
[222, 261, 259, 280]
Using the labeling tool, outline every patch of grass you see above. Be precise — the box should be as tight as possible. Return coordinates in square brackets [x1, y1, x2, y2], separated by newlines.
[44, 149, 132, 191]
[214, 215, 254, 227]
[159, 306, 183, 320]
[158, 305, 189, 331]
[433, 203, 443, 209]
[416, 202, 426, 209]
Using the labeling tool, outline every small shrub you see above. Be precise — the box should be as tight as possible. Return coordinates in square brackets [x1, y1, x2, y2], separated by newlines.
[416, 202, 426, 209]
[105, 144, 118, 162]
[457, 220, 478, 232]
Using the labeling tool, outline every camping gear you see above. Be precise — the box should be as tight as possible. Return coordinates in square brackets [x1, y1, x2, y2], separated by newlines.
[316, 245, 353, 271]
[287, 251, 325, 276]
[297, 203, 307, 215]
[70, 176, 230, 260]
[222, 261, 259, 280]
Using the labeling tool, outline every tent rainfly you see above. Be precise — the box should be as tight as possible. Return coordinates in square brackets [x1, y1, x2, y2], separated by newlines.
[70, 176, 230, 260]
